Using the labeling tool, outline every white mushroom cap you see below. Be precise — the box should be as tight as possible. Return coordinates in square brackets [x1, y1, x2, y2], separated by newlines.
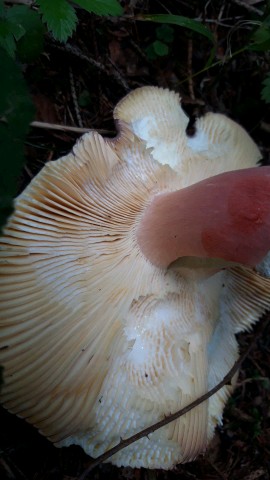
[113, 86, 261, 183]
[1, 86, 270, 469]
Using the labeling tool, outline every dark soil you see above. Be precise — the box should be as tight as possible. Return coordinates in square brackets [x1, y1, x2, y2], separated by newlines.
[1, 1, 270, 479]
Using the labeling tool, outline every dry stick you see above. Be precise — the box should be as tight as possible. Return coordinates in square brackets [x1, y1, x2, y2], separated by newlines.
[30, 121, 113, 135]
[187, 39, 195, 101]
[231, 0, 263, 15]
[49, 43, 130, 93]
[50, 43, 108, 73]
[78, 312, 270, 480]
[106, 56, 130, 93]
[69, 67, 83, 128]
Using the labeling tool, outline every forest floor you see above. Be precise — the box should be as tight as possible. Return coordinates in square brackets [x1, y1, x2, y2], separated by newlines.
[1, 0, 270, 479]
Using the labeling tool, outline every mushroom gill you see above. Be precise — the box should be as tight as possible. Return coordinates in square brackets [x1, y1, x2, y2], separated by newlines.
[1, 86, 270, 469]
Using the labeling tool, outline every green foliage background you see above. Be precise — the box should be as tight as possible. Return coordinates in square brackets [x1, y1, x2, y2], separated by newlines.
[0, 0, 123, 232]
[0, 49, 34, 230]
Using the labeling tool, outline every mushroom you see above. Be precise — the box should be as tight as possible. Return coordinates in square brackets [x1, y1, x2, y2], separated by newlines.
[1, 86, 270, 469]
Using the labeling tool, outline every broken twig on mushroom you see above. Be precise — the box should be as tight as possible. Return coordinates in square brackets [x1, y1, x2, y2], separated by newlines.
[78, 311, 270, 478]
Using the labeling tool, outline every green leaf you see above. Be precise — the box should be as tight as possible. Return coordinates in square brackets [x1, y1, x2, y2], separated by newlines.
[79, 89, 92, 107]
[7, 5, 44, 61]
[153, 39, 169, 56]
[156, 24, 174, 43]
[38, 0, 77, 42]
[0, 16, 25, 57]
[262, 377, 270, 390]
[204, 45, 217, 68]
[261, 73, 270, 103]
[250, 26, 270, 51]
[136, 13, 214, 43]
[250, 16, 270, 51]
[73, 0, 123, 16]
[145, 42, 157, 60]
[0, 48, 34, 231]
[0, 0, 5, 17]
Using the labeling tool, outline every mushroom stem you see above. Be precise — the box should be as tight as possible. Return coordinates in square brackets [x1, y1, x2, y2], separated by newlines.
[137, 166, 270, 268]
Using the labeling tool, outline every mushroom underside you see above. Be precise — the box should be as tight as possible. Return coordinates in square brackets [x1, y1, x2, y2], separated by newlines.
[1, 86, 270, 469]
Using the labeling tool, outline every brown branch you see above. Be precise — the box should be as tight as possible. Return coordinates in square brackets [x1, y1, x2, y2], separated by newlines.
[78, 312, 270, 480]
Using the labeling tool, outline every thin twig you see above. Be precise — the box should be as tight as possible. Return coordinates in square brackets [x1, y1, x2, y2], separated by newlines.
[78, 313, 270, 480]
[30, 120, 113, 135]
[179, 46, 248, 86]
[106, 56, 130, 92]
[260, 121, 270, 133]
[202, 18, 243, 28]
[187, 39, 195, 101]
[24, 165, 34, 179]
[231, 0, 264, 15]
[218, 2, 226, 22]
[129, 38, 149, 62]
[4, 0, 33, 4]
[49, 43, 130, 92]
[50, 43, 108, 72]
[69, 67, 83, 128]
[206, 458, 228, 480]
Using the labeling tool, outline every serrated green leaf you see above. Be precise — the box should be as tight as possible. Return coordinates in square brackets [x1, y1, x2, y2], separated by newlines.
[0, 21, 16, 56]
[250, 25, 270, 51]
[73, 0, 123, 16]
[136, 13, 214, 43]
[7, 5, 44, 61]
[153, 39, 169, 56]
[261, 73, 270, 103]
[38, 0, 77, 42]
[0, 17, 25, 57]
[0, 48, 34, 231]
[250, 16, 270, 51]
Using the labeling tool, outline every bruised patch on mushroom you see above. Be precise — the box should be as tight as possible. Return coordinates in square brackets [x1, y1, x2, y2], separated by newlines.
[1, 86, 270, 469]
